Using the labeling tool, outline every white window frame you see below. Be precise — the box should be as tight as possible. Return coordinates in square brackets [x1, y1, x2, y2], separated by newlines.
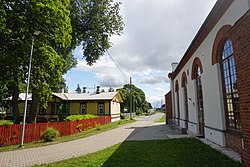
[98, 103, 104, 115]
[80, 103, 86, 114]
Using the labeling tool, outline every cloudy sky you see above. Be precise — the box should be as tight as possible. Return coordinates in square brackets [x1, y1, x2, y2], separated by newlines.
[64, 0, 217, 107]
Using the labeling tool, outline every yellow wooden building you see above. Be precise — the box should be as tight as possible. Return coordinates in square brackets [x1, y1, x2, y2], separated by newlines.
[6, 92, 123, 122]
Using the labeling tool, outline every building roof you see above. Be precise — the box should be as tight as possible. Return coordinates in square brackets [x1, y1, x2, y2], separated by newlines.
[6, 92, 122, 102]
[53, 92, 121, 101]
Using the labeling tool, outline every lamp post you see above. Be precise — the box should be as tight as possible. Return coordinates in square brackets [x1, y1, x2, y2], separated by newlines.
[130, 77, 132, 119]
[20, 31, 40, 148]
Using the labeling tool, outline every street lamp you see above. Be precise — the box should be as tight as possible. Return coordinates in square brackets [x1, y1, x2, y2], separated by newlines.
[20, 31, 40, 148]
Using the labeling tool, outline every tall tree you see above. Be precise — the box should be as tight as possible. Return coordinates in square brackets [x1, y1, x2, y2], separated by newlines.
[26, 0, 74, 123]
[0, 0, 35, 123]
[117, 84, 150, 113]
[0, 0, 74, 123]
[0, 0, 124, 123]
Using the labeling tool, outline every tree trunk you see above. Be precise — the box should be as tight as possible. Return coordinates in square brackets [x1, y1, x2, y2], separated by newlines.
[27, 93, 39, 124]
[12, 74, 20, 124]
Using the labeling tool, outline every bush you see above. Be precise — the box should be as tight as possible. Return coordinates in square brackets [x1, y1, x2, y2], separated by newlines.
[65, 114, 98, 121]
[120, 114, 126, 119]
[41, 127, 60, 142]
[95, 123, 101, 130]
[0, 109, 6, 120]
[0, 120, 14, 126]
[136, 109, 143, 116]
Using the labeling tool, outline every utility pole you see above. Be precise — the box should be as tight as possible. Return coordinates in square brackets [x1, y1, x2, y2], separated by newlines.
[130, 77, 132, 119]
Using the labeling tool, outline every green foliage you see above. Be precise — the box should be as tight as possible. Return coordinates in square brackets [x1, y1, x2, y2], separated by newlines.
[31, 45, 66, 108]
[156, 114, 166, 122]
[95, 123, 101, 130]
[148, 102, 153, 109]
[65, 114, 98, 121]
[57, 104, 67, 121]
[117, 84, 150, 113]
[0, 83, 10, 107]
[136, 109, 143, 116]
[0, 0, 75, 123]
[69, 0, 124, 65]
[41, 127, 60, 142]
[0, 113, 6, 120]
[0, 0, 124, 123]
[0, 107, 6, 120]
[0, 120, 14, 126]
[76, 123, 83, 132]
[120, 114, 126, 119]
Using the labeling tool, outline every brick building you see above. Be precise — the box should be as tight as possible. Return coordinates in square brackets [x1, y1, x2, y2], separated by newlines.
[168, 0, 250, 166]
[165, 91, 172, 124]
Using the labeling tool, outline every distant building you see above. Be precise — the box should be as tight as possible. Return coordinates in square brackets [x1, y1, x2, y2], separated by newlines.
[168, 0, 250, 166]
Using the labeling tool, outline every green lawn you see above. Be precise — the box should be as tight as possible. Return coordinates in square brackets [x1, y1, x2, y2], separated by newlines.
[0, 118, 135, 152]
[155, 114, 166, 122]
[36, 138, 240, 167]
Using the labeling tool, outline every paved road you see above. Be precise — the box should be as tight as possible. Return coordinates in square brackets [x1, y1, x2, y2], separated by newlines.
[0, 113, 185, 167]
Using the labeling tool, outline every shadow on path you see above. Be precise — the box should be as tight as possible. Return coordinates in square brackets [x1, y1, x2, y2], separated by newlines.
[125, 123, 183, 141]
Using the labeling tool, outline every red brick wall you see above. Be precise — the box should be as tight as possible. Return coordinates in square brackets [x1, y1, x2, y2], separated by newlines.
[225, 132, 243, 154]
[165, 91, 172, 124]
[229, 10, 250, 167]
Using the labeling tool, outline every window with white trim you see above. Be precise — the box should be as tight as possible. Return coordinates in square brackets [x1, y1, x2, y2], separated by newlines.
[98, 103, 104, 115]
[80, 103, 86, 114]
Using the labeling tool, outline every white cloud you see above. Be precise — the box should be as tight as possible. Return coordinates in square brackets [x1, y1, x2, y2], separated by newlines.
[141, 75, 169, 85]
[154, 87, 166, 93]
[68, 0, 217, 106]
[109, 0, 217, 72]
[147, 94, 165, 108]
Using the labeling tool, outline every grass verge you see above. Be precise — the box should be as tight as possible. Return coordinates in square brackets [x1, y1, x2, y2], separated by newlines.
[0, 118, 135, 152]
[35, 138, 240, 167]
[155, 114, 166, 122]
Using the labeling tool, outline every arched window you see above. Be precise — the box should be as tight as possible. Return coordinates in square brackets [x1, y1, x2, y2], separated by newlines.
[182, 72, 189, 130]
[192, 57, 204, 136]
[196, 66, 204, 136]
[221, 39, 240, 130]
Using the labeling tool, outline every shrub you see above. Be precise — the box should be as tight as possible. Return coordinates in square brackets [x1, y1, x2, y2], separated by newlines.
[65, 114, 98, 121]
[95, 123, 101, 130]
[41, 127, 60, 142]
[136, 109, 143, 116]
[0, 109, 6, 120]
[0, 120, 14, 126]
[76, 123, 83, 132]
[120, 114, 126, 119]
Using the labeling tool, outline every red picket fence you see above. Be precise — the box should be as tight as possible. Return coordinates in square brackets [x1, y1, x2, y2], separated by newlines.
[0, 116, 111, 147]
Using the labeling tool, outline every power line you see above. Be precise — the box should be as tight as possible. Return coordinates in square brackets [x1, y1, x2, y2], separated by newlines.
[106, 50, 129, 83]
